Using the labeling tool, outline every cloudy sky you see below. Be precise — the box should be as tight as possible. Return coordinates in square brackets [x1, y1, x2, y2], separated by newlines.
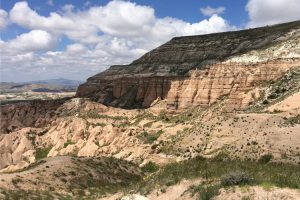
[1, 0, 300, 82]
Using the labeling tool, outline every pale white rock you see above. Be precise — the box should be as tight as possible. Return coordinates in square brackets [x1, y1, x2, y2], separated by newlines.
[121, 194, 149, 200]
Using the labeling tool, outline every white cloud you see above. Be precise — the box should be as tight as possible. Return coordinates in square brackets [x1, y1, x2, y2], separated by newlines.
[200, 6, 225, 16]
[9, 1, 233, 45]
[2, 0, 235, 82]
[0, 9, 8, 29]
[2, 30, 56, 53]
[84, 1, 156, 37]
[10, 2, 79, 32]
[66, 43, 87, 55]
[246, 0, 300, 27]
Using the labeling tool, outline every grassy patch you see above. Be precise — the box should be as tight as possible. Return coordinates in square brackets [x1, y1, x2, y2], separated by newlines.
[84, 111, 128, 120]
[137, 130, 163, 144]
[35, 146, 52, 160]
[258, 154, 273, 164]
[64, 140, 76, 148]
[191, 184, 221, 200]
[141, 162, 159, 173]
[3, 156, 300, 199]
[136, 156, 300, 195]
[154, 107, 202, 124]
[0, 189, 73, 200]
[261, 182, 275, 191]
[221, 171, 251, 186]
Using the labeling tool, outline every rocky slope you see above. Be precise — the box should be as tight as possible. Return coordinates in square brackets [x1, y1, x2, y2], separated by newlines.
[0, 21, 300, 199]
[0, 98, 69, 133]
[0, 156, 141, 197]
[77, 21, 300, 111]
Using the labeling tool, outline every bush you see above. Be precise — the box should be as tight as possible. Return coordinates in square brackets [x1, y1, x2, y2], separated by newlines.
[141, 161, 159, 173]
[268, 94, 277, 99]
[64, 140, 76, 148]
[212, 151, 231, 162]
[137, 130, 163, 144]
[11, 178, 22, 186]
[191, 184, 220, 200]
[258, 154, 273, 164]
[221, 171, 250, 186]
[35, 146, 52, 160]
[262, 99, 269, 104]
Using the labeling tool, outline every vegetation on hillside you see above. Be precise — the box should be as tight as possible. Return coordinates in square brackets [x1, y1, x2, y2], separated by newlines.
[3, 153, 299, 199]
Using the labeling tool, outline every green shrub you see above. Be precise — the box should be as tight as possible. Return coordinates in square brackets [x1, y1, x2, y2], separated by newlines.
[221, 171, 251, 186]
[35, 146, 52, 160]
[268, 94, 277, 99]
[262, 100, 269, 104]
[141, 161, 159, 173]
[212, 151, 231, 162]
[11, 178, 22, 186]
[160, 187, 166, 193]
[64, 140, 75, 148]
[258, 154, 273, 164]
[137, 130, 163, 144]
[191, 184, 220, 200]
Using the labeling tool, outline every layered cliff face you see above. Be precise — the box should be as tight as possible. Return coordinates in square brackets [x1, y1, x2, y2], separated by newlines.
[77, 21, 300, 111]
[167, 60, 300, 111]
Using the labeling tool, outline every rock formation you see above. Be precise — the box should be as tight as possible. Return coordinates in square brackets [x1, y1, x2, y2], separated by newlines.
[77, 21, 300, 111]
[0, 98, 69, 133]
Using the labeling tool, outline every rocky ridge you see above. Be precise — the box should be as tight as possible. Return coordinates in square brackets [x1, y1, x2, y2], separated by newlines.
[77, 21, 300, 111]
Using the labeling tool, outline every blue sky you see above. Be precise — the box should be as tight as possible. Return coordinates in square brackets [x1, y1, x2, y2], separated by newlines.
[0, 0, 299, 82]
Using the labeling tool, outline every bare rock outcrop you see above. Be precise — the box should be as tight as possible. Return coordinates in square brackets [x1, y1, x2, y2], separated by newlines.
[0, 98, 69, 133]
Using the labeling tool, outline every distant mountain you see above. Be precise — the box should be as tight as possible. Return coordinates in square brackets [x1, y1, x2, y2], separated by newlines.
[26, 78, 83, 88]
[0, 78, 83, 93]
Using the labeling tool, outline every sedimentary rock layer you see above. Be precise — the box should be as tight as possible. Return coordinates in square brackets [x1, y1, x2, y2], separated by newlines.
[76, 21, 300, 111]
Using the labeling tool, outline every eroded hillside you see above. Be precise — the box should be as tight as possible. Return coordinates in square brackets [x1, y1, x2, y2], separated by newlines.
[0, 21, 300, 199]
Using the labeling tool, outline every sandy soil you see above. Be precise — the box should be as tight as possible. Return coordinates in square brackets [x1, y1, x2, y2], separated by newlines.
[267, 91, 300, 112]
[216, 186, 300, 200]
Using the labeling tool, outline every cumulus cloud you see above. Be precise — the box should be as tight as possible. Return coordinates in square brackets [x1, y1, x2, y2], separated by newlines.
[1, 30, 56, 54]
[9, 1, 233, 45]
[66, 43, 87, 55]
[0, 9, 8, 29]
[246, 0, 300, 27]
[200, 6, 225, 16]
[2, 0, 235, 81]
[9, 2, 85, 37]
[85, 1, 156, 37]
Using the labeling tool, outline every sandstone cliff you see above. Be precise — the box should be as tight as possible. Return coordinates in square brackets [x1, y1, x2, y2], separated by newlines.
[77, 21, 300, 111]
